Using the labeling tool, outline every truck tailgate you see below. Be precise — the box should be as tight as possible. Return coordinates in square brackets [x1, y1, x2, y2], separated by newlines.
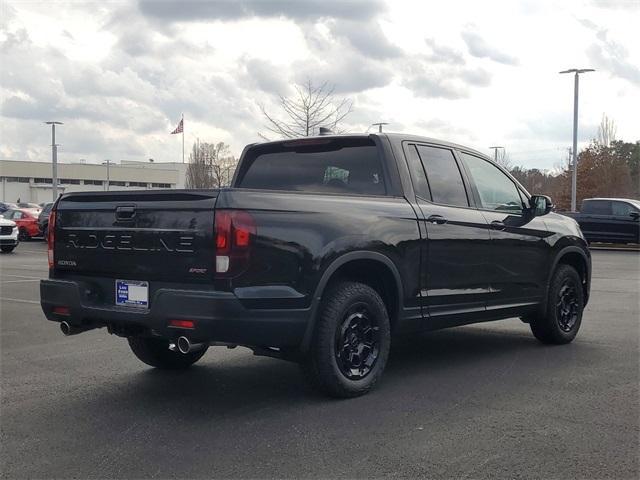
[53, 190, 218, 284]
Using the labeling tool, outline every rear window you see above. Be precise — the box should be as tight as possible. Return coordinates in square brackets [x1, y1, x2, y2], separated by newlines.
[236, 138, 386, 195]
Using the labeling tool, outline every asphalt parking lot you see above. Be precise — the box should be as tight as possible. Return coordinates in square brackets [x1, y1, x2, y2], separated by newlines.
[1, 242, 638, 479]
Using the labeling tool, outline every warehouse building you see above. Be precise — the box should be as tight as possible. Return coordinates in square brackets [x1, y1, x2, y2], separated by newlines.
[0, 160, 188, 204]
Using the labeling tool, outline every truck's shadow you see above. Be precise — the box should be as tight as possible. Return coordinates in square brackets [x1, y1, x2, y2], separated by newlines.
[95, 325, 560, 417]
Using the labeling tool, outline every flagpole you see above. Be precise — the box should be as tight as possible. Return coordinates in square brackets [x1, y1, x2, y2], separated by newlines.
[181, 113, 185, 163]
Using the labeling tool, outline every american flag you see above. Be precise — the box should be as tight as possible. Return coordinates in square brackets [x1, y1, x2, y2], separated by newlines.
[170, 118, 183, 134]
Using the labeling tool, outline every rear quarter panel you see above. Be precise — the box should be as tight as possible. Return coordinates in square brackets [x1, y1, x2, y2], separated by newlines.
[216, 189, 422, 311]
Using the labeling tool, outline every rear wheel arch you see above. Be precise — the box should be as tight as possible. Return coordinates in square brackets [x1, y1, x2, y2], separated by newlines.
[301, 251, 403, 352]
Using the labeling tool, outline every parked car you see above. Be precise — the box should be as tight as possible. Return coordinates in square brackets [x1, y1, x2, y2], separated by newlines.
[2, 208, 41, 240]
[0, 217, 19, 253]
[563, 198, 640, 244]
[38, 202, 54, 237]
[0, 202, 17, 213]
[40, 133, 591, 398]
[16, 202, 41, 210]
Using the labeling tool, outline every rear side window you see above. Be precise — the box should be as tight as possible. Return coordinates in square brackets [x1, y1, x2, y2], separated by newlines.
[236, 138, 386, 195]
[582, 200, 611, 215]
[415, 145, 469, 207]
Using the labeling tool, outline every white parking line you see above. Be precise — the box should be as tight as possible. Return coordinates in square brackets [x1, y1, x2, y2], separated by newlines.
[1, 279, 41, 283]
[0, 297, 40, 304]
[1, 274, 42, 279]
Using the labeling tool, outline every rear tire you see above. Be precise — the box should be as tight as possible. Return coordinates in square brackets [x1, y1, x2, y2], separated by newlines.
[0, 245, 15, 253]
[530, 264, 584, 344]
[128, 336, 207, 369]
[302, 281, 391, 398]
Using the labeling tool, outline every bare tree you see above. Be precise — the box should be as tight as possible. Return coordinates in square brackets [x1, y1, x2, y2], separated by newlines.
[186, 141, 237, 189]
[495, 149, 513, 170]
[597, 113, 617, 147]
[259, 80, 353, 139]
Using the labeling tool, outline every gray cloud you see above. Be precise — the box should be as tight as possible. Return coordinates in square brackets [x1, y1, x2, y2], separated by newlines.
[241, 57, 291, 95]
[424, 38, 465, 65]
[401, 56, 492, 99]
[293, 53, 393, 93]
[329, 19, 402, 59]
[138, 0, 386, 23]
[459, 68, 491, 87]
[579, 23, 640, 86]
[461, 31, 519, 65]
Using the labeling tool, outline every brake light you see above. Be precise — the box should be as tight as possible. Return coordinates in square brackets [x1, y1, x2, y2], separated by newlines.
[214, 210, 256, 277]
[168, 319, 195, 329]
[53, 306, 70, 316]
[47, 207, 56, 269]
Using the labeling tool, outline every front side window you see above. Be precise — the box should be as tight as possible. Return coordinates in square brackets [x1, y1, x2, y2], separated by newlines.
[415, 145, 468, 207]
[460, 153, 524, 213]
[612, 201, 637, 216]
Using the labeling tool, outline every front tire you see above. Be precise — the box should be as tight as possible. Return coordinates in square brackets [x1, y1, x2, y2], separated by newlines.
[303, 281, 391, 398]
[128, 336, 207, 369]
[530, 264, 584, 344]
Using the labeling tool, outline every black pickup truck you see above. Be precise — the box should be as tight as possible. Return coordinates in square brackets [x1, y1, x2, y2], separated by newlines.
[563, 198, 640, 244]
[41, 134, 591, 397]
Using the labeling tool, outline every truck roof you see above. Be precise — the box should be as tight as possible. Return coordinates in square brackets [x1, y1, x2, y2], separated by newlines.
[250, 133, 491, 162]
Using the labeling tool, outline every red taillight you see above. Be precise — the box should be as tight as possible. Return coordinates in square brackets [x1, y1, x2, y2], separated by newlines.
[168, 319, 195, 329]
[53, 306, 70, 316]
[214, 210, 256, 278]
[47, 207, 56, 269]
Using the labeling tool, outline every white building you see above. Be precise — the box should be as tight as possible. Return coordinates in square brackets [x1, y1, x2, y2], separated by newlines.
[0, 159, 187, 204]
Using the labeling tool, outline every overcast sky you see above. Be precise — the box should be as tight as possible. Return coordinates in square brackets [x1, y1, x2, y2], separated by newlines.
[1, 0, 638, 170]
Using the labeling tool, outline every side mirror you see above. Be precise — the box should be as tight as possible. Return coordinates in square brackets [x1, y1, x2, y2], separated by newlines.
[530, 195, 554, 216]
[630, 211, 640, 220]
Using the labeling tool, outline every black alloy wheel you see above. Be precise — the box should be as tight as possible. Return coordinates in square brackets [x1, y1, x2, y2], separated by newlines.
[303, 281, 391, 398]
[529, 264, 584, 344]
[335, 304, 380, 380]
[556, 282, 579, 332]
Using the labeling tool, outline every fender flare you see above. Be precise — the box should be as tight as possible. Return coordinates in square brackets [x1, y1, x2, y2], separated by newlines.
[300, 251, 404, 352]
[544, 245, 591, 309]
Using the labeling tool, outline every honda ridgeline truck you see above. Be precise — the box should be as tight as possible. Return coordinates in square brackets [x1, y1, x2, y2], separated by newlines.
[41, 134, 591, 397]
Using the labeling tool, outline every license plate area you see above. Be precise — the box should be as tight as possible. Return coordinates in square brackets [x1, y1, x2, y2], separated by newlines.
[115, 279, 149, 309]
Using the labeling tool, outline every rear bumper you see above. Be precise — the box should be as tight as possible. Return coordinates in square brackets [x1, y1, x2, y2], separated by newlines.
[40, 279, 309, 348]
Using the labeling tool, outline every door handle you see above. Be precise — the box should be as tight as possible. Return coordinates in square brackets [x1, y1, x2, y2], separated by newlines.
[426, 215, 447, 225]
[490, 220, 506, 230]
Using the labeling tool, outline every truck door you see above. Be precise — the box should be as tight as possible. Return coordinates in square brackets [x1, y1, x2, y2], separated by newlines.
[580, 200, 613, 242]
[457, 151, 551, 312]
[403, 143, 492, 328]
[611, 201, 640, 243]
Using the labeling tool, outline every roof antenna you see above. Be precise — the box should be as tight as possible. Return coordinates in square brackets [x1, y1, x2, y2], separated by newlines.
[371, 122, 389, 133]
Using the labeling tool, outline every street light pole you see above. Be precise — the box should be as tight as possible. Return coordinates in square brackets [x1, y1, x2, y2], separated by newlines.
[371, 122, 389, 133]
[489, 146, 504, 163]
[103, 160, 113, 191]
[45, 121, 63, 202]
[560, 68, 594, 212]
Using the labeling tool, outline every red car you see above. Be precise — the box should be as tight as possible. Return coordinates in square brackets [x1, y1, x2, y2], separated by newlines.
[2, 208, 41, 240]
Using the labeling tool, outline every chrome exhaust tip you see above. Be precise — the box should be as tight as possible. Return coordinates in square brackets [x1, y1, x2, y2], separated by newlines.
[60, 321, 72, 336]
[177, 336, 205, 354]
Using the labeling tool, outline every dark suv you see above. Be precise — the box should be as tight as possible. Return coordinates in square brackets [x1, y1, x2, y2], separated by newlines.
[38, 202, 54, 238]
[41, 134, 591, 397]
